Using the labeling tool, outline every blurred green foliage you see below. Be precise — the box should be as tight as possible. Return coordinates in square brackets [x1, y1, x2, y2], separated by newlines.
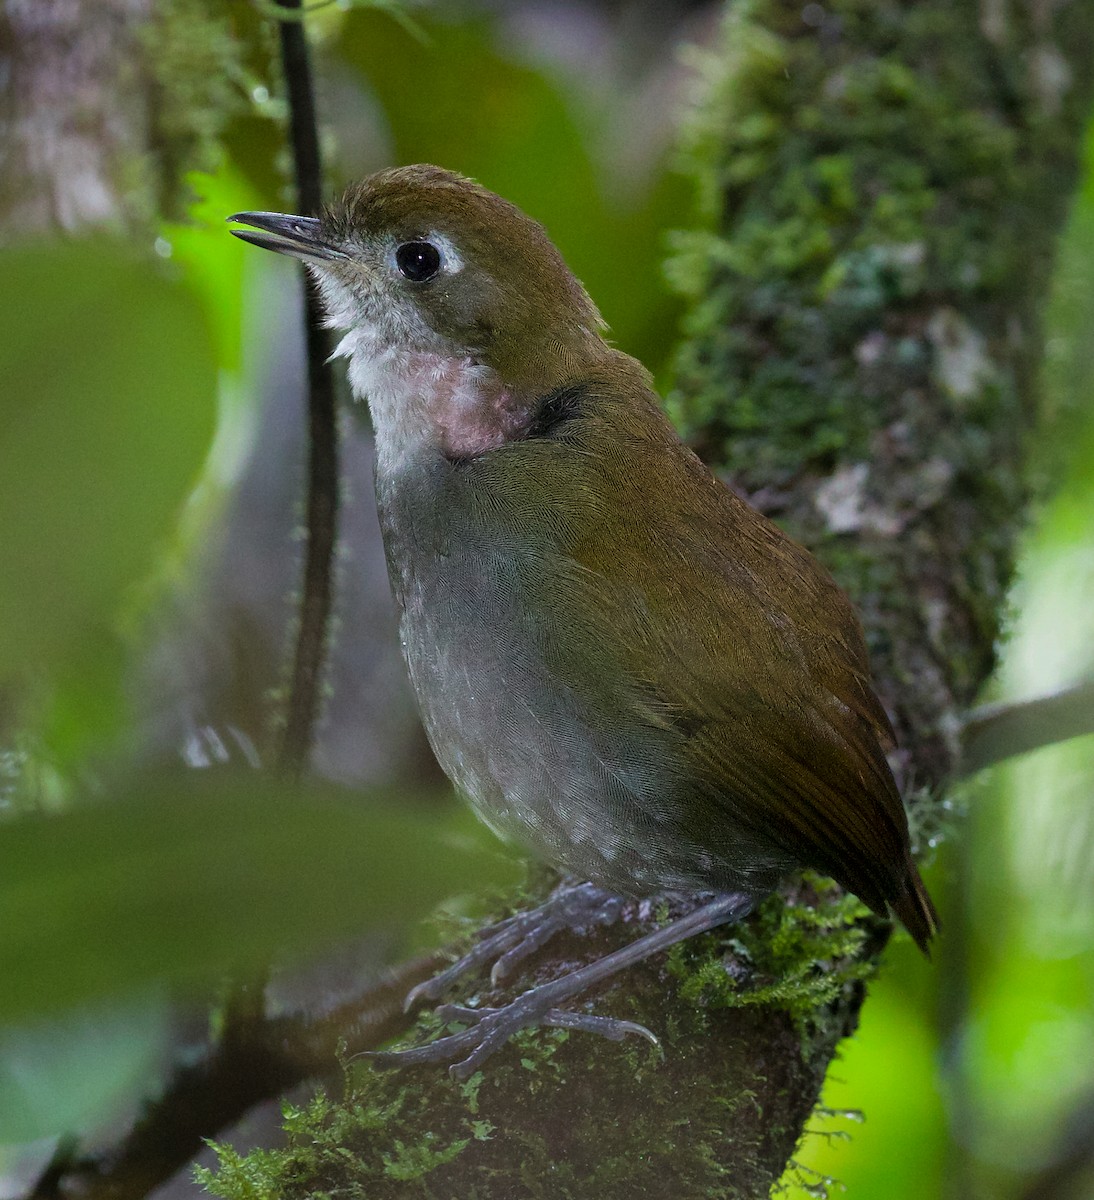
[0, 773, 516, 1024]
[0, 998, 171, 1144]
[0, 242, 217, 682]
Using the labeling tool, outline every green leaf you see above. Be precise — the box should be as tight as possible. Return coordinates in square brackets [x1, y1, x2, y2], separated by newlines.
[0, 239, 217, 677]
[0, 773, 518, 1022]
[0, 996, 170, 1142]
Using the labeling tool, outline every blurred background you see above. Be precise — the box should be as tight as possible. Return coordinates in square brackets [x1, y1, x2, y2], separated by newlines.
[0, 1, 1092, 1197]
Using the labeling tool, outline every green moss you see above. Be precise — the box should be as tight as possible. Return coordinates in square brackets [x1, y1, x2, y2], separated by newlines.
[381, 1133, 471, 1181]
[136, 0, 278, 221]
[198, 884, 871, 1199]
[667, 881, 876, 1054]
[669, 0, 1028, 490]
[138, 5, 233, 213]
[197, 1084, 474, 1198]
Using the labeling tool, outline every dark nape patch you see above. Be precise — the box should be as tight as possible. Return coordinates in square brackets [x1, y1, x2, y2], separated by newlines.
[525, 382, 586, 440]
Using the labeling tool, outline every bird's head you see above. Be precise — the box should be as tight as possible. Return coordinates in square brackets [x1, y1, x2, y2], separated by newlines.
[230, 165, 606, 405]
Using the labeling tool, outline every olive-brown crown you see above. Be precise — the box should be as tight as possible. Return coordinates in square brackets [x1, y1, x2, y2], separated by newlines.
[319, 165, 605, 386]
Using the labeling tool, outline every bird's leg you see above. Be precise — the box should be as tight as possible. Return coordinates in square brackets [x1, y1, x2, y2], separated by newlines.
[404, 880, 624, 1012]
[374, 891, 754, 1080]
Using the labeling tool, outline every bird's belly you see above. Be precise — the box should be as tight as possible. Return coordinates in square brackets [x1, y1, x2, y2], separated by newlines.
[377, 457, 787, 898]
[396, 566, 749, 897]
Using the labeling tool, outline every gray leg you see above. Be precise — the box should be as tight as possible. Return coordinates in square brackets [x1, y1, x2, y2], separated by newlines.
[375, 891, 754, 1080]
[403, 880, 625, 1011]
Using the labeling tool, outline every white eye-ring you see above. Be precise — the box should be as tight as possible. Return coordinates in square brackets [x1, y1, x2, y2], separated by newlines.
[391, 232, 464, 282]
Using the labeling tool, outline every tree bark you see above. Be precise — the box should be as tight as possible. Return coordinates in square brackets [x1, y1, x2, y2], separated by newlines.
[0, 0, 254, 233]
[0, 0, 151, 232]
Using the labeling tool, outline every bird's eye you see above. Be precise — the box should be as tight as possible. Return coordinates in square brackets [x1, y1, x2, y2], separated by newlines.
[395, 241, 442, 282]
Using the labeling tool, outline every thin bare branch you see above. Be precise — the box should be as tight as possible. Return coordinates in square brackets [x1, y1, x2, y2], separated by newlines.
[272, 0, 340, 779]
[958, 679, 1094, 778]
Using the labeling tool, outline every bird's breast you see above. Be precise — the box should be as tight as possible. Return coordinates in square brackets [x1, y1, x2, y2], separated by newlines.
[371, 449, 785, 897]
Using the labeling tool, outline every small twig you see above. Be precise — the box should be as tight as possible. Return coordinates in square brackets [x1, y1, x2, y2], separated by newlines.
[958, 678, 1094, 778]
[271, 0, 340, 779]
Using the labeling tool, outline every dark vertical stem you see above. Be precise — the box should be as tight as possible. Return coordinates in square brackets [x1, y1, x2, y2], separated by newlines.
[276, 1, 322, 214]
[219, 0, 337, 1083]
[272, 0, 339, 778]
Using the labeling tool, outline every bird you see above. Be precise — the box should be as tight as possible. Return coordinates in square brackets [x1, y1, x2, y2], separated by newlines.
[229, 164, 938, 1078]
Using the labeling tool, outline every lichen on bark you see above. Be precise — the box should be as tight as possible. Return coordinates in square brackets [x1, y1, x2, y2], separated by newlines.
[670, 0, 1094, 788]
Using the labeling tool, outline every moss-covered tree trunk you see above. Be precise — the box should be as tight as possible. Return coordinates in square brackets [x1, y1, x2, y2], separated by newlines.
[203, 1, 1094, 1197]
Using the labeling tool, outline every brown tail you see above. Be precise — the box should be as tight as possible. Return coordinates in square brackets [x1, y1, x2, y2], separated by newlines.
[890, 858, 940, 955]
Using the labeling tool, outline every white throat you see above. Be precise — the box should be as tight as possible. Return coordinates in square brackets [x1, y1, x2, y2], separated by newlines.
[333, 325, 526, 474]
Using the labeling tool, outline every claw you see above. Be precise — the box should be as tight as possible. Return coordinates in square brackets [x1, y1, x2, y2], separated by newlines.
[402, 922, 524, 1011]
[489, 918, 562, 985]
[403, 882, 623, 1010]
[378, 891, 754, 1077]
[542, 1009, 659, 1045]
[450, 1026, 511, 1080]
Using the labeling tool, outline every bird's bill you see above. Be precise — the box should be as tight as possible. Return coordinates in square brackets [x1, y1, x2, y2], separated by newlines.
[226, 211, 344, 262]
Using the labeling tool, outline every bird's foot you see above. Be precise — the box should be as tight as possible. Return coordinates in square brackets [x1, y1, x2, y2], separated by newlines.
[371, 992, 658, 1081]
[403, 880, 625, 1012]
[373, 891, 754, 1077]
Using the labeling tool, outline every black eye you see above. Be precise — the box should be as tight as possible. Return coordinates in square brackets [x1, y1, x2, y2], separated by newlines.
[395, 241, 441, 282]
